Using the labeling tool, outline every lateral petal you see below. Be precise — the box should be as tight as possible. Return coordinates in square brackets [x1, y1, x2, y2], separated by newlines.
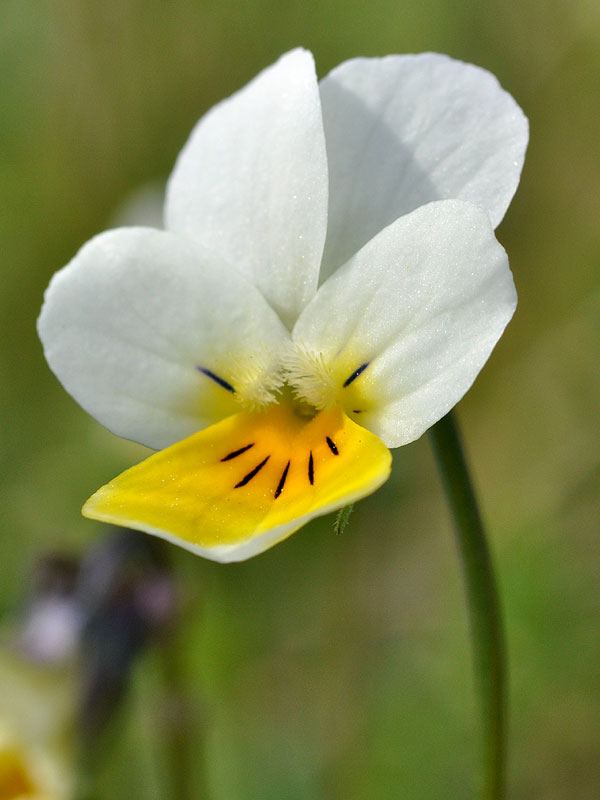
[293, 200, 517, 448]
[165, 49, 329, 328]
[319, 53, 528, 277]
[38, 227, 289, 450]
[83, 404, 392, 563]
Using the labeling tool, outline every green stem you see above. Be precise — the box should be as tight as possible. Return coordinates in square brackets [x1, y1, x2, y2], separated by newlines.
[429, 411, 507, 800]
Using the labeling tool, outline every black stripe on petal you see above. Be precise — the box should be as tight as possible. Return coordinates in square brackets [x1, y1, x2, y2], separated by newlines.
[308, 452, 314, 485]
[221, 443, 255, 462]
[326, 436, 339, 455]
[197, 366, 235, 393]
[235, 456, 270, 488]
[343, 361, 369, 387]
[274, 461, 291, 499]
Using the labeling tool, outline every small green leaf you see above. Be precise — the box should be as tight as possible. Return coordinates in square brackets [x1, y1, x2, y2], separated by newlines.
[333, 504, 354, 536]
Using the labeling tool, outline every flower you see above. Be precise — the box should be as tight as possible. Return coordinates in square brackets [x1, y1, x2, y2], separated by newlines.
[38, 49, 527, 562]
[0, 649, 75, 799]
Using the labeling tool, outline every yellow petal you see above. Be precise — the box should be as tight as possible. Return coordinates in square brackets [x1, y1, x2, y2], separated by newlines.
[83, 403, 391, 562]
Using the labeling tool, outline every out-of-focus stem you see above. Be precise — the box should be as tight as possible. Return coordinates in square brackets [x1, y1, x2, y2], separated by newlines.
[429, 411, 507, 800]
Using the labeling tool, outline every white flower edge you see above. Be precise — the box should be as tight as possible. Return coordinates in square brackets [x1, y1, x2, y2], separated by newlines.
[163, 49, 527, 308]
[39, 200, 515, 454]
[165, 48, 329, 329]
[37, 227, 290, 450]
[293, 199, 517, 448]
[319, 52, 529, 277]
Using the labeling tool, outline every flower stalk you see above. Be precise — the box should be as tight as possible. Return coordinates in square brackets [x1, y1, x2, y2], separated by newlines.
[429, 411, 507, 800]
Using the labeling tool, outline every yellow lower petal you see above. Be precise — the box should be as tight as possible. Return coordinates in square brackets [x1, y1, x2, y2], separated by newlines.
[83, 403, 392, 562]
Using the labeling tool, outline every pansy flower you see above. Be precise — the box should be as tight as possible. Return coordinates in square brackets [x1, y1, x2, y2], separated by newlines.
[38, 49, 527, 562]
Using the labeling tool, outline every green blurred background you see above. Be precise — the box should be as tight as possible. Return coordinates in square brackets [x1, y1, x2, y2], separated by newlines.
[1, 0, 599, 797]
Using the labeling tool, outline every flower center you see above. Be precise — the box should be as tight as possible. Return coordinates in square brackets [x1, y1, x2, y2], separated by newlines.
[281, 344, 338, 410]
[196, 343, 376, 423]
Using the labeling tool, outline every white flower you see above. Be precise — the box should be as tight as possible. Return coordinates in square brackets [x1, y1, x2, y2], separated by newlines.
[38, 50, 527, 562]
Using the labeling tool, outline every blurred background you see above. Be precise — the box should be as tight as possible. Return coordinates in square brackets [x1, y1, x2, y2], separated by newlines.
[1, 0, 599, 798]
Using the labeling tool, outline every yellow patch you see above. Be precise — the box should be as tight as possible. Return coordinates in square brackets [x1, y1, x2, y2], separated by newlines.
[0, 747, 36, 799]
[83, 403, 391, 562]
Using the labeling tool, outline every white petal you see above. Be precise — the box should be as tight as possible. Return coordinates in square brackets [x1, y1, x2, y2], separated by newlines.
[38, 228, 289, 450]
[319, 53, 528, 276]
[165, 49, 328, 328]
[293, 200, 516, 448]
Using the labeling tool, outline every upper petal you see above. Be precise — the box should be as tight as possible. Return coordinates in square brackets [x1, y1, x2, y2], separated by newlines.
[165, 48, 329, 328]
[38, 227, 290, 451]
[292, 200, 517, 448]
[319, 53, 528, 277]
